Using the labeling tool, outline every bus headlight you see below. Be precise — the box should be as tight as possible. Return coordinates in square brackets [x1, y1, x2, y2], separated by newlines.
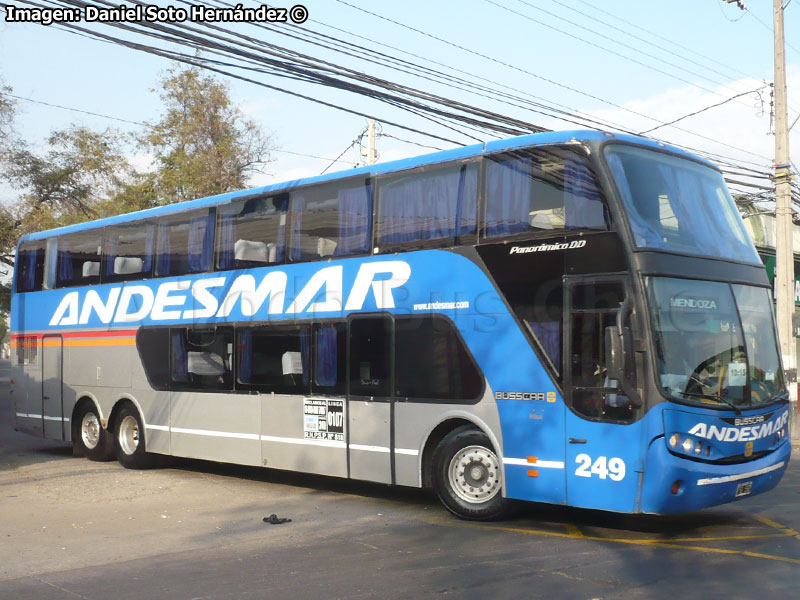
[669, 434, 680, 448]
[682, 438, 693, 452]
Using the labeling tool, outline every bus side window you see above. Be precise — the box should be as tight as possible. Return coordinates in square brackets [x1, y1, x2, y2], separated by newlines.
[569, 282, 632, 422]
[136, 328, 171, 389]
[216, 195, 287, 270]
[102, 222, 155, 282]
[289, 179, 372, 262]
[55, 230, 104, 288]
[376, 163, 478, 251]
[394, 315, 483, 402]
[171, 327, 234, 391]
[237, 325, 311, 395]
[483, 147, 607, 239]
[156, 209, 215, 277]
[15, 241, 46, 293]
[349, 317, 391, 397]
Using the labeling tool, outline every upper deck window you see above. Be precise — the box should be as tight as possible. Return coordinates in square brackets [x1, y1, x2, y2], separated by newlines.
[55, 231, 103, 288]
[15, 241, 46, 293]
[217, 194, 287, 270]
[376, 163, 478, 250]
[156, 209, 215, 277]
[289, 179, 372, 262]
[102, 222, 155, 282]
[605, 145, 760, 264]
[483, 147, 607, 238]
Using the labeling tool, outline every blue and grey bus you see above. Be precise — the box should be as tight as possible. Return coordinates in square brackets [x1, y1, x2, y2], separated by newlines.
[10, 130, 791, 520]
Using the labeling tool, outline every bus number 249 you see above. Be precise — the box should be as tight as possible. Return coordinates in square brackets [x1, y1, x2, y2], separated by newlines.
[574, 454, 626, 481]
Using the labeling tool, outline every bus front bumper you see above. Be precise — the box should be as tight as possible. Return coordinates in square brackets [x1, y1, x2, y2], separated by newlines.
[639, 437, 791, 514]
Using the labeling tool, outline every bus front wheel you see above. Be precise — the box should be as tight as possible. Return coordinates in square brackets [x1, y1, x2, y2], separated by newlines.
[432, 426, 512, 520]
[74, 403, 113, 461]
[114, 405, 153, 469]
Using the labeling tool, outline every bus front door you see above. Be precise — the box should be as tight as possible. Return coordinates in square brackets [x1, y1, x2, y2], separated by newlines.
[564, 278, 642, 512]
[41, 334, 63, 439]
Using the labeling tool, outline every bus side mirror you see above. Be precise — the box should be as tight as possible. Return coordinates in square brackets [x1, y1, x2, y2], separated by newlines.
[605, 325, 625, 381]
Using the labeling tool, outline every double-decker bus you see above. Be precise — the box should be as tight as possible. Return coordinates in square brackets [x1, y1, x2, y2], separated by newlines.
[10, 130, 791, 520]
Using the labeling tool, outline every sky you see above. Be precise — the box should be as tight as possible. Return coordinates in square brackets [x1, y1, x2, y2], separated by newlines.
[2, 0, 800, 197]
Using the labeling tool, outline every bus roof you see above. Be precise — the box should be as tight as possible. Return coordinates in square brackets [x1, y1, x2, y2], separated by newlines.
[18, 129, 711, 243]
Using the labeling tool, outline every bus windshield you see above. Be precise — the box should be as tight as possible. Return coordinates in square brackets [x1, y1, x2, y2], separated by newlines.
[647, 277, 786, 409]
[605, 145, 760, 264]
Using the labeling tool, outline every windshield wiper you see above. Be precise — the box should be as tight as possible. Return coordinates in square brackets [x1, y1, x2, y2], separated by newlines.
[679, 390, 742, 414]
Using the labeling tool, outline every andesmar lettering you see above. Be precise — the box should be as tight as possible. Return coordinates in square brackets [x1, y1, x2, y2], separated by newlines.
[48, 261, 410, 326]
[687, 411, 789, 443]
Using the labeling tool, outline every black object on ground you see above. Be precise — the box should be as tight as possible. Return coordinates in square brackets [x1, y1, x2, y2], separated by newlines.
[263, 514, 292, 524]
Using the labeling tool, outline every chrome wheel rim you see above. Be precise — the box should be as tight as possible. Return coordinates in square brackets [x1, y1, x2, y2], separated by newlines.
[119, 415, 140, 456]
[448, 445, 501, 504]
[81, 412, 101, 450]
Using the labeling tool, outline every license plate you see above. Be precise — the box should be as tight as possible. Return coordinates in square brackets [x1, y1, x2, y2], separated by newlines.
[735, 481, 753, 497]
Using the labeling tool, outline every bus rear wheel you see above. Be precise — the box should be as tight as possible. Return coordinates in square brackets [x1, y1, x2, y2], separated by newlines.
[432, 426, 512, 521]
[114, 405, 153, 469]
[74, 403, 113, 461]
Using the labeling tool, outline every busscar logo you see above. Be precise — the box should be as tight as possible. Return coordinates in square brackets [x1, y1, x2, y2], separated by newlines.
[495, 391, 557, 402]
[688, 410, 788, 443]
[48, 261, 411, 326]
[721, 413, 772, 427]
[669, 296, 718, 310]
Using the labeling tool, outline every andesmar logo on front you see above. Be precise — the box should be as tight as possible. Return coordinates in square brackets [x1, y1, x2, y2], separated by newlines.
[687, 410, 789, 443]
[48, 261, 411, 326]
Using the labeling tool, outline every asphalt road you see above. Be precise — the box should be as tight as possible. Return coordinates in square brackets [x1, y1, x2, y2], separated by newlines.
[1, 358, 799, 599]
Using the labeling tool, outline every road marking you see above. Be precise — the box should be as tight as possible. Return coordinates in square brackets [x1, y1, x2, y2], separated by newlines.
[752, 514, 800, 537]
[417, 516, 800, 566]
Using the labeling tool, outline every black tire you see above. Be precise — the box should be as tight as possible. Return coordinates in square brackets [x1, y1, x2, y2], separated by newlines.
[432, 425, 513, 521]
[113, 404, 153, 469]
[73, 403, 113, 461]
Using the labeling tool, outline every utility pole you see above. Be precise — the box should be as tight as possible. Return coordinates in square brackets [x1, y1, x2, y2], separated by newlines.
[366, 119, 377, 165]
[773, 0, 797, 401]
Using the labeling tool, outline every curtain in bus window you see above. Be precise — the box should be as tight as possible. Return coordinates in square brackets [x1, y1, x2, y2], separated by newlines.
[238, 329, 252, 383]
[335, 183, 372, 256]
[378, 165, 477, 245]
[156, 222, 171, 275]
[143, 227, 155, 273]
[563, 157, 606, 229]
[484, 157, 531, 237]
[315, 325, 338, 387]
[300, 328, 311, 387]
[528, 320, 561, 370]
[57, 250, 74, 283]
[289, 194, 306, 262]
[216, 212, 236, 270]
[171, 330, 189, 383]
[18, 248, 39, 292]
[187, 213, 214, 272]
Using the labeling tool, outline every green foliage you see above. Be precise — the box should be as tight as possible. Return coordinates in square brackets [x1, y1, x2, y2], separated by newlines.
[0, 66, 273, 270]
[140, 67, 272, 204]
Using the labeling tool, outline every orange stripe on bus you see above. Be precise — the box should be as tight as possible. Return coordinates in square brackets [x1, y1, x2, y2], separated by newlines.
[40, 339, 136, 347]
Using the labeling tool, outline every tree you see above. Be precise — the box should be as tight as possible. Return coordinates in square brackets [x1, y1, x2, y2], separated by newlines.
[140, 66, 272, 204]
[0, 126, 131, 266]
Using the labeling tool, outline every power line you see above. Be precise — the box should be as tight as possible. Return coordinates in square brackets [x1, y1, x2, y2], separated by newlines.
[486, 0, 768, 111]
[0, 91, 147, 126]
[569, 0, 756, 81]
[330, 0, 771, 164]
[638, 85, 768, 135]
